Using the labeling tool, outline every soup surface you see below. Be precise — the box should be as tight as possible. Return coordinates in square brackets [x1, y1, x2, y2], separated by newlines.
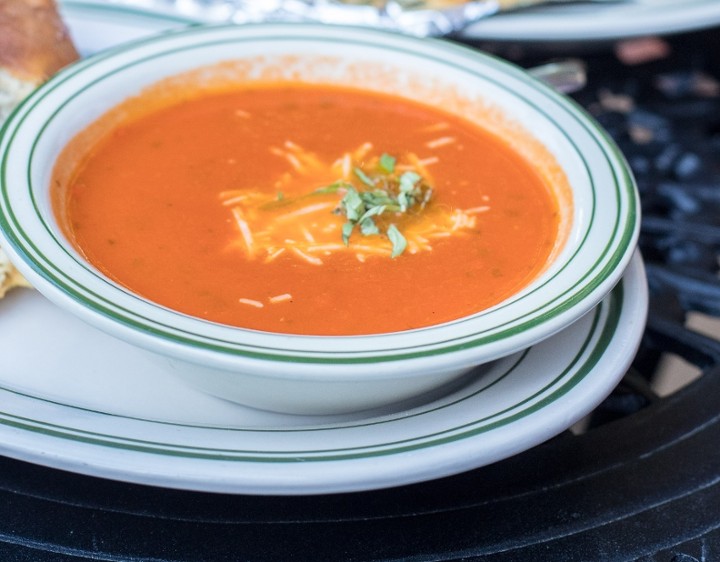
[56, 84, 562, 335]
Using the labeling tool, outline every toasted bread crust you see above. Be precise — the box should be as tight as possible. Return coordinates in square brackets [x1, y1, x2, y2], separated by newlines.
[0, 246, 31, 297]
[0, 0, 78, 296]
[0, 0, 79, 84]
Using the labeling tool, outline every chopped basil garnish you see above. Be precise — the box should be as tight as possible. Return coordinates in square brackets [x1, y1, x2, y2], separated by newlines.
[353, 167, 376, 188]
[334, 153, 432, 257]
[264, 152, 432, 258]
[379, 153, 396, 173]
[387, 224, 407, 258]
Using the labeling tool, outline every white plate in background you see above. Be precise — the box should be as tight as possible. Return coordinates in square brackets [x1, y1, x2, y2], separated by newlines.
[463, 0, 720, 42]
[60, 0, 720, 46]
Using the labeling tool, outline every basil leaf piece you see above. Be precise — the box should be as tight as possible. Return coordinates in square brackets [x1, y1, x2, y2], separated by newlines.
[359, 204, 386, 223]
[341, 221, 354, 246]
[315, 181, 348, 194]
[387, 224, 407, 258]
[360, 217, 380, 236]
[397, 191, 409, 212]
[353, 167, 376, 188]
[341, 187, 364, 222]
[379, 153, 396, 174]
[399, 171, 421, 194]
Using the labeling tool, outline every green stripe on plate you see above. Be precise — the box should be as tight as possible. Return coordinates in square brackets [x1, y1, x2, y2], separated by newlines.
[0, 282, 620, 462]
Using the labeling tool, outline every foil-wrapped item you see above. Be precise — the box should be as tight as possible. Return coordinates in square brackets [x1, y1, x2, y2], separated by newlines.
[246, 1, 499, 36]
[109, 0, 501, 36]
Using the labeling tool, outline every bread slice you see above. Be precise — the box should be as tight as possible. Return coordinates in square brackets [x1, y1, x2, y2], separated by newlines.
[0, 0, 79, 121]
[0, 247, 31, 298]
[0, 0, 79, 296]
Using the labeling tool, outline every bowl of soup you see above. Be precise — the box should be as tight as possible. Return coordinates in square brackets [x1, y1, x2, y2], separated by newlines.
[0, 23, 639, 414]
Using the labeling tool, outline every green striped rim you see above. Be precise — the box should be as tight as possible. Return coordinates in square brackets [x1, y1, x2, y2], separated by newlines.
[0, 280, 621, 462]
[0, 24, 638, 364]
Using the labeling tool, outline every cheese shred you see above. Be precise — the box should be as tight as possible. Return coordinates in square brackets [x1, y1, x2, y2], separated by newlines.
[239, 298, 264, 308]
[425, 136, 456, 149]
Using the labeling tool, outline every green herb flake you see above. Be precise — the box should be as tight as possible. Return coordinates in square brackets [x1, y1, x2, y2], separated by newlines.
[359, 204, 386, 223]
[341, 221, 355, 246]
[387, 224, 407, 258]
[341, 187, 364, 222]
[379, 153, 396, 174]
[360, 217, 380, 236]
[399, 171, 421, 193]
[397, 191, 409, 212]
[314, 180, 348, 194]
[353, 167, 376, 188]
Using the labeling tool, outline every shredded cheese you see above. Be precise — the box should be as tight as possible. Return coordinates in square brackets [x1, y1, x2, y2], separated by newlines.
[275, 202, 336, 222]
[231, 207, 255, 255]
[464, 205, 491, 215]
[291, 247, 324, 266]
[264, 248, 286, 263]
[222, 194, 248, 206]
[415, 156, 440, 167]
[220, 143, 487, 264]
[425, 136, 456, 149]
[420, 122, 450, 133]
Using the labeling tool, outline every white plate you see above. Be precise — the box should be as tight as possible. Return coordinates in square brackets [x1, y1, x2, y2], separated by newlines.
[60, 1, 197, 56]
[0, 252, 647, 494]
[462, 0, 720, 43]
[0, 3, 647, 494]
[59, 0, 720, 46]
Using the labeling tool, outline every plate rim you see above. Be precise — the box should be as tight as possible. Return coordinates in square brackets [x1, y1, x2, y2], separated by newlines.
[58, 0, 720, 44]
[462, 0, 720, 42]
[0, 252, 648, 494]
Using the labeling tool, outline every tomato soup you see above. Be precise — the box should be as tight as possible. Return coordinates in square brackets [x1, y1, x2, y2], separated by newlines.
[54, 84, 563, 335]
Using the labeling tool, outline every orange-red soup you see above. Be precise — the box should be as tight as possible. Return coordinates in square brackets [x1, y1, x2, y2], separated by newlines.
[55, 85, 561, 335]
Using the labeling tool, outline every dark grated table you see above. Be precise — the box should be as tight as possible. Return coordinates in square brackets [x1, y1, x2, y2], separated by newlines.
[2, 25, 720, 562]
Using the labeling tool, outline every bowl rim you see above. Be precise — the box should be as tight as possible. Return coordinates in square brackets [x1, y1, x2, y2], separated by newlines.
[0, 22, 640, 377]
